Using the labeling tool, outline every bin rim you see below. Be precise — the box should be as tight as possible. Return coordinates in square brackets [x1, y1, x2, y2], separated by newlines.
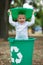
[8, 37, 36, 42]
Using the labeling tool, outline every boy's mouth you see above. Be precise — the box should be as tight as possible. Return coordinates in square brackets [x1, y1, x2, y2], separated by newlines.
[20, 21, 25, 24]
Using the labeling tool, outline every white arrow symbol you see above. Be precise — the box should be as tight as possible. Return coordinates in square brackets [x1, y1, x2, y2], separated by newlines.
[11, 46, 23, 64]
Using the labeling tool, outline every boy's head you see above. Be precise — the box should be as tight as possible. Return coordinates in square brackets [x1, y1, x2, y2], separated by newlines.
[17, 11, 26, 24]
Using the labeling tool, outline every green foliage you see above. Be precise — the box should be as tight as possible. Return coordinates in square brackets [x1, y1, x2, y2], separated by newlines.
[35, 17, 41, 26]
[35, 9, 43, 26]
[33, 2, 38, 8]
[10, 0, 24, 8]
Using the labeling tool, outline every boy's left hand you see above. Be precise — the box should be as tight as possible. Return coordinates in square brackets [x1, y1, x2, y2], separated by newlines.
[8, 9, 11, 15]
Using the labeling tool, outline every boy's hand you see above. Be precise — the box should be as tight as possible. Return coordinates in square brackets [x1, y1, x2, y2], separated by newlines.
[8, 9, 11, 15]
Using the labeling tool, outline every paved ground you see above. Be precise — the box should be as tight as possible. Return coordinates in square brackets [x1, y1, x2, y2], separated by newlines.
[0, 36, 43, 65]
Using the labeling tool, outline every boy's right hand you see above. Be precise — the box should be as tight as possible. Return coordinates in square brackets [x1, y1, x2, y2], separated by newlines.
[8, 9, 11, 15]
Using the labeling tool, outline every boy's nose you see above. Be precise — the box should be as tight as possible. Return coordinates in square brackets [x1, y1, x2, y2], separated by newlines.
[21, 19, 24, 20]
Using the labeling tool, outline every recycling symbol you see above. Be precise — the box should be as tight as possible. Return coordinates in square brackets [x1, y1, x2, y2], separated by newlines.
[10, 46, 23, 64]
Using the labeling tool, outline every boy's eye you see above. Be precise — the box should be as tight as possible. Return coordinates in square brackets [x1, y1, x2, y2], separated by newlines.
[19, 18, 21, 19]
[19, 18, 25, 19]
[23, 18, 25, 19]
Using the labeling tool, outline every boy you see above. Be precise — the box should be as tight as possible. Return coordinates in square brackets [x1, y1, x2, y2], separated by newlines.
[8, 9, 35, 40]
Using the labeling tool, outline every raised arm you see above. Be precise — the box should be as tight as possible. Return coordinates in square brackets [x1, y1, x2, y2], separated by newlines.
[26, 14, 35, 27]
[8, 9, 16, 27]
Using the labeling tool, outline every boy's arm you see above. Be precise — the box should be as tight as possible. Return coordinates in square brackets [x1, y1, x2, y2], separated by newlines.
[8, 9, 16, 27]
[27, 13, 35, 26]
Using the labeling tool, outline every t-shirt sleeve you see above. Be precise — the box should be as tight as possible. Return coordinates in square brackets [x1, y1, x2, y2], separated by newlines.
[26, 14, 35, 27]
[9, 14, 16, 27]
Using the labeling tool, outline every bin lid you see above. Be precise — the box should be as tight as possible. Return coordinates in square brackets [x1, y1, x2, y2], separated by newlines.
[8, 7, 33, 20]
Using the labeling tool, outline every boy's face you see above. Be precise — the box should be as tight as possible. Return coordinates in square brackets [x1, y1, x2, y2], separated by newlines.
[17, 14, 26, 24]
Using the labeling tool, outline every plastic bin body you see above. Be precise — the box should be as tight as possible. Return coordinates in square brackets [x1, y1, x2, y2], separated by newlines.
[9, 7, 33, 20]
[8, 37, 35, 65]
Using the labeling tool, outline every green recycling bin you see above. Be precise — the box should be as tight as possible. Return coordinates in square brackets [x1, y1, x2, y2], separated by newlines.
[8, 37, 36, 65]
[8, 7, 33, 20]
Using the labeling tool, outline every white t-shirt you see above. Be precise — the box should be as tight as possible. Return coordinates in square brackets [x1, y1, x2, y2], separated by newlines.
[9, 14, 35, 40]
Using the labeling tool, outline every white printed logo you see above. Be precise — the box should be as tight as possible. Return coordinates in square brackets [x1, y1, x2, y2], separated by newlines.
[10, 46, 23, 64]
